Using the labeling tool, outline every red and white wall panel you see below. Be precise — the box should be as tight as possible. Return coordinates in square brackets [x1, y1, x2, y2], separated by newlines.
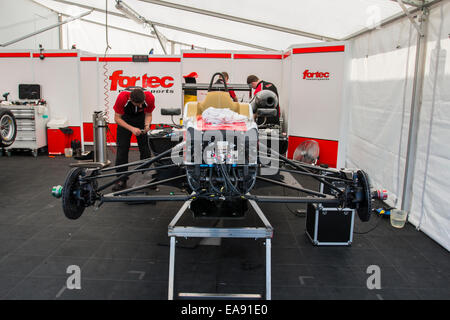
[80, 54, 182, 144]
[181, 50, 284, 103]
[284, 42, 350, 168]
[0, 50, 83, 142]
[0, 45, 350, 164]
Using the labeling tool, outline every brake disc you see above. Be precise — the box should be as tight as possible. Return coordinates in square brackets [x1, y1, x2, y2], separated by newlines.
[62, 167, 86, 220]
[356, 170, 372, 222]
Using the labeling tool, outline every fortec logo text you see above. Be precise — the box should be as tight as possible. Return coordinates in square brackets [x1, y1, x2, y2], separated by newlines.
[109, 70, 174, 93]
[302, 69, 331, 80]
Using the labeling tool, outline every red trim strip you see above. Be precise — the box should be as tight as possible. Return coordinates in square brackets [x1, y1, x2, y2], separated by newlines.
[32, 52, 78, 58]
[148, 57, 181, 62]
[98, 57, 133, 62]
[80, 57, 97, 61]
[234, 54, 282, 60]
[0, 52, 30, 58]
[293, 45, 345, 54]
[183, 53, 231, 59]
[283, 52, 291, 59]
[98, 57, 181, 62]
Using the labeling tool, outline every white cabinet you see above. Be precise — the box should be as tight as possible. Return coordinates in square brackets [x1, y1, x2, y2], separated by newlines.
[4, 104, 49, 157]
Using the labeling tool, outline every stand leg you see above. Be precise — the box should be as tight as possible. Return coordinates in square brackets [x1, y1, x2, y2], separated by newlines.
[168, 236, 176, 300]
[265, 238, 271, 300]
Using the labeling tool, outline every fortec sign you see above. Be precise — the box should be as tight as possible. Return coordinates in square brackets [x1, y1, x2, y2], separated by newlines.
[302, 69, 330, 80]
[109, 70, 174, 93]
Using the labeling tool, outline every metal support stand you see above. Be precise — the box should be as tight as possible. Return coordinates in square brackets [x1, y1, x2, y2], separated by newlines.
[167, 194, 273, 300]
[93, 111, 110, 166]
[401, 8, 429, 214]
[70, 111, 111, 169]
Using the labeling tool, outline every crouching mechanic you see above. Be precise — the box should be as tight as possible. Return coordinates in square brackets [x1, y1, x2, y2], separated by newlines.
[112, 88, 155, 191]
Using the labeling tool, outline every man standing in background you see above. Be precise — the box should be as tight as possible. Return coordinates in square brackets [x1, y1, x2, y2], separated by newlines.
[216, 71, 238, 102]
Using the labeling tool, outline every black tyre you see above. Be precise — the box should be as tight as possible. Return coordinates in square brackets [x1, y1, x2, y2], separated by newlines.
[356, 170, 372, 222]
[0, 108, 17, 147]
[62, 167, 86, 220]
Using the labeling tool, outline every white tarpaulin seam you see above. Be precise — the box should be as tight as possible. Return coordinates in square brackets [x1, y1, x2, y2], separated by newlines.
[418, 5, 445, 229]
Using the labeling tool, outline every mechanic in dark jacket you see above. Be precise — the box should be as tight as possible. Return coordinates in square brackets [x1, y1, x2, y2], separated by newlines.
[247, 75, 280, 125]
[112, 88, 155, 191]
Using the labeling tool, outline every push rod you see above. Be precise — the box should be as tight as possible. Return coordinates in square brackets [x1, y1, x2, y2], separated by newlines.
[82, 163, 179, 181]
[256, 176, 328, 198]
[260, 165, 351, 182]
[97, 144, 182, 192]
[110, 174, 186, 196]
[258, 144, 344, 194]
[246, 195, 341, 204]
[102, 194, 191, 203]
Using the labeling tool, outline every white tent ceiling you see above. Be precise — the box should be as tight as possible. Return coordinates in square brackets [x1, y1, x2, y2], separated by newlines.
[27, 0, 428, 54]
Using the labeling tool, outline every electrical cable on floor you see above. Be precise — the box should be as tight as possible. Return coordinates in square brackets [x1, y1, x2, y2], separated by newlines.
[353, 210, 383, 234]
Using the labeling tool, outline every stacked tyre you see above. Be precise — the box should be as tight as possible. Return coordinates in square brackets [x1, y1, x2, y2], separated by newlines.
[0, 108, 17, 148]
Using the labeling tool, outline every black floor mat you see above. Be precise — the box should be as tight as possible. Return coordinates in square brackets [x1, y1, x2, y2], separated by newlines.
[0, 150, 448, 300]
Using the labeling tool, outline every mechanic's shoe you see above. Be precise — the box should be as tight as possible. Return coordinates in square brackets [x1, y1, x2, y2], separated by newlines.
[112, 180, 127, 192]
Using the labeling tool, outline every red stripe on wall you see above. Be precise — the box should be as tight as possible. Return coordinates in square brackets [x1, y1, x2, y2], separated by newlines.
[287, 136, 339, 168]
[80, 57, 97, 61]
[32, 52, 78, 58]
[183, 53, 231, 59]
[233, 54, 282, 60]
[283, 52, 291, 59]
[0, 52, 30, 58]
[293, 45, 345, 54]
[148, 57, 181, 62]
[98, 57, 180, 62]
[98, 57, 133, 62]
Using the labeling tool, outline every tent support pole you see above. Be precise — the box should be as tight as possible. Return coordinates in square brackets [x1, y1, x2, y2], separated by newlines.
[401, 8, 429, 215]
[58, 14, 64, 49]
[50, 0, 275, 51]
[396, 0, 424, 36]
[0, 10, 93, 47]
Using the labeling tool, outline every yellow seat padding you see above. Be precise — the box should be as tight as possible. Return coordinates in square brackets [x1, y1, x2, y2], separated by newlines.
[186, 91, 249, 118]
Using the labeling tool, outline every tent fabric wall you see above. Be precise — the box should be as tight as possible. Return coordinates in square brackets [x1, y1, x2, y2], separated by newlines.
[0, 0, 59, 50]
[33, 0, 412, 52]
[347, 2, 450, 251]
[409, 2, 450, 251]
[347, 17, 416, 208]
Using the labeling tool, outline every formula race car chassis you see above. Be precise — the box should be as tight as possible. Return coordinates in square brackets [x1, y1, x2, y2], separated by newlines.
[56, 140, 385, 299]
[55, 73, 386, 299]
